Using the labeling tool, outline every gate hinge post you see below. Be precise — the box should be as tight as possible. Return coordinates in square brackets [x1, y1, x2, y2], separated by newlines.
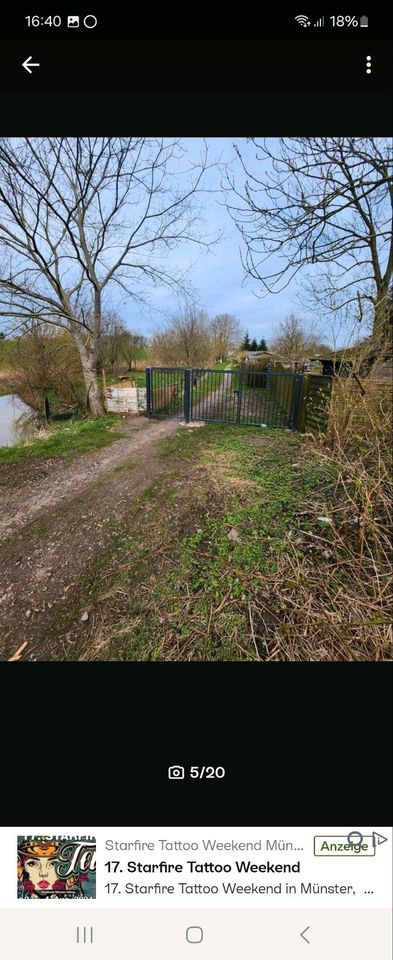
[184, 368, 191, 423]
[146, 367, 153, 418]
[290, 373, 303, 430]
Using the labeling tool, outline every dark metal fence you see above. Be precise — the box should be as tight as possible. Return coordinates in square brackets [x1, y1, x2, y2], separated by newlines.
[146, 366, 308, 429]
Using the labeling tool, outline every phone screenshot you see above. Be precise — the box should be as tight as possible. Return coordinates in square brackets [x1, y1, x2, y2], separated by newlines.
[0, 9, 392, 960]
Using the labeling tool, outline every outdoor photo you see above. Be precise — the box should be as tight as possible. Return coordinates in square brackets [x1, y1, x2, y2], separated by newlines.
[0, 136, 391, 661]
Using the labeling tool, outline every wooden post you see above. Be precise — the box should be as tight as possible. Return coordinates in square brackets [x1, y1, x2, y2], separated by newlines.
[44, 396, 50, 423]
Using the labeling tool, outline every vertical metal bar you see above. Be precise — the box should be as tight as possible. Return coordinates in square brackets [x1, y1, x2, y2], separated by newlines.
[184, 368, 191, 422]
[261, 370, 265, 425]
[268, 365, 274, 427]
[290, 374, 303, 429]
[266, 362, 272, 393]
[287, 375, 291, 426]
[286, 373, 292, 427]
[281, 373, 284, 426]
[298, 374, 309, 432]
[221, 371, 223, 420]
[236, 371, 242, 423]
[146, 367, 152, 418]
[220, 370, 223, 421]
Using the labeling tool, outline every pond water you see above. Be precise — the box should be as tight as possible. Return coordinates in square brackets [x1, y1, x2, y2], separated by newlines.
[0, 395, 38, 447]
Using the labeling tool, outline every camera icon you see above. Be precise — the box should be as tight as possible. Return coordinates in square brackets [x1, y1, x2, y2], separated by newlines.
[168, 765, 185, 780]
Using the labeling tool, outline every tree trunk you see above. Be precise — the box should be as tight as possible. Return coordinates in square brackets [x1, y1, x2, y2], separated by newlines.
[373, 281, 391, 353]
[83, 360, 106, 415]
[71, 329, 106, 416]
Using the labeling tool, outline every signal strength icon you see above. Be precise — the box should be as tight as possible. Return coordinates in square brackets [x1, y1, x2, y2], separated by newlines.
[295, 14, 311, 27]
[314, 16, 325, 27]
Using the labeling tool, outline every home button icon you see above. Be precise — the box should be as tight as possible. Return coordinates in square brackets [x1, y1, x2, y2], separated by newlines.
[186, 926, 204, 944]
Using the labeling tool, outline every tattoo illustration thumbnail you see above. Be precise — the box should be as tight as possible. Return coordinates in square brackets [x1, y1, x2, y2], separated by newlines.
[17, 836, 96, 899]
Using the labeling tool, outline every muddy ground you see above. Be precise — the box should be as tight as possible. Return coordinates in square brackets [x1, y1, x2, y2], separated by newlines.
[0, 416, 183, 660]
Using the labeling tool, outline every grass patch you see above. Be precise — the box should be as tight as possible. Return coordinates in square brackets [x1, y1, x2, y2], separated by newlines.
[53, 421, 390, 662]
[68, 423, 347, 662]
[0, 415, 124, 466]
[99, 368, 146, 388]
[213, 360, 236, 370]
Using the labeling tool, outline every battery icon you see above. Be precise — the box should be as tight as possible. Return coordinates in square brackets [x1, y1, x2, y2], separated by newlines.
[360, 15, 369, 27]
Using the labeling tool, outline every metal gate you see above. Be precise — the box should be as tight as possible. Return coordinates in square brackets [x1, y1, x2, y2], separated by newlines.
[146, 366, 305, 429]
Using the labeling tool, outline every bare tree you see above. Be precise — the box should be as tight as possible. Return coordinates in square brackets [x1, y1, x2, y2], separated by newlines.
[151, 304, 212, 366]
[270, 313, 331, 362]
[2, 321, 84, 413]
[210, 313, 241, 362]
[228, 138, 393, 348]
[98, 312, 128, 375]
[121, 332, 148, 371]
[0, 138, 212, 414]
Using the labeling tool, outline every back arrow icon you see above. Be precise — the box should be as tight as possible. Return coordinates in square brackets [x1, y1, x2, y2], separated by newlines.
[300, 926, 311, 944]
[22, 56, 40, 74]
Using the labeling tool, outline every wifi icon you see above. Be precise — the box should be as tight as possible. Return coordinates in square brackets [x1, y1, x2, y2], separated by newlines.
[295, 14, 311, 27]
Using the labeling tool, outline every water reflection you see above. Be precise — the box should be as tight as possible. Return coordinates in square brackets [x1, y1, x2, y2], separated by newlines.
[0, 395, 39, 447]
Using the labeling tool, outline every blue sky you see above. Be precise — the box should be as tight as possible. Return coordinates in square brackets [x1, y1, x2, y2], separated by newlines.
[1, 138, 387, 349]
[118, 138, 306, 346]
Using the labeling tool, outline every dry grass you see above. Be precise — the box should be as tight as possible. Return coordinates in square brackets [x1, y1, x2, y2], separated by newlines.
[250, 380, 392, 660]
[75, 408, 392, 662]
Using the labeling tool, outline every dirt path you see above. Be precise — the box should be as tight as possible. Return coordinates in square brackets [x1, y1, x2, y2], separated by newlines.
[191, 371, 235, 421]
[0, 416, 182, 660]
[0, 418, 169, 542]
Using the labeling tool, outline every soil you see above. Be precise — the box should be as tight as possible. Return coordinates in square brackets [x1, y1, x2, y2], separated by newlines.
[0, 416, 183, 661]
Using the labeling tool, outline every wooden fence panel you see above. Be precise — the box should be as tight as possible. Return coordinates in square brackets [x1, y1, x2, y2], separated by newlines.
[270, 373, 295, 421]
[300, 375, 332, 434]
[329, 379, 392, 438]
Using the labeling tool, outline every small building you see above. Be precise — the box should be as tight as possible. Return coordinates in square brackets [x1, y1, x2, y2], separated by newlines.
[241, 350, 283, 364]
[240, 351, 310, 372]
[308, 354, 350, 377]
[308, 341, 392, 379]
